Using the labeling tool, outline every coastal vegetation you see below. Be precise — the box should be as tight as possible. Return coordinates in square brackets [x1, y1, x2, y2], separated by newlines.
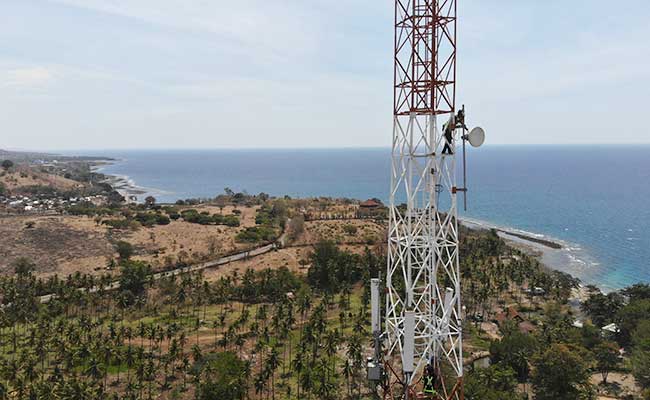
[1, 203, 647, 399]
[1, 171, 648, 399]
[235, 201, 286, 244]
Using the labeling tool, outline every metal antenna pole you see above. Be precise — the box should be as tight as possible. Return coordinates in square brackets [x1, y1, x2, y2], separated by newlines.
[462, 127, 467, 211]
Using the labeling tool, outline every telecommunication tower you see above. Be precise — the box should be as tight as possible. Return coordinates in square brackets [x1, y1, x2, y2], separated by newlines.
[368, 1, 484, 399]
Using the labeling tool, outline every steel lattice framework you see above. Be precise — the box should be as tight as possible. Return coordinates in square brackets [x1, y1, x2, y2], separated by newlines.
[384, 0, 463, 398]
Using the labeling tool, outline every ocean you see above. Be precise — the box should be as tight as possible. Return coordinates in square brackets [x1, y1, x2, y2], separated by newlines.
[83, 145, 650, 292]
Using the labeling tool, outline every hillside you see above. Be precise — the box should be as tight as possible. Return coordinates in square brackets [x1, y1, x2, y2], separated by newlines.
[0, 165, 84, 193]
[0, 148, 113, 162]
[1, 195, 647, 399]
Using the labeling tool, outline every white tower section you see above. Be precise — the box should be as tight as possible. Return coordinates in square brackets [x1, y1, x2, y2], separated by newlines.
[384, 0, 464, 397]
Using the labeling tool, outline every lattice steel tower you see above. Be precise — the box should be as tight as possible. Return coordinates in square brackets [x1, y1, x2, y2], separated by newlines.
[375, 0, 464, 399]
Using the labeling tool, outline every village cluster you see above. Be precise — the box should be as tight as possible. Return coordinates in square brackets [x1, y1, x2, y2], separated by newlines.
[0, 193, 108, 213]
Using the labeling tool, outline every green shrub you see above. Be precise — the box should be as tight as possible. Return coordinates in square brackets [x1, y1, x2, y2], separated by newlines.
[235, 226, 276, 243]
[68, 202, 99, 216]
[223, 215, 240, 227]
[102, 219, 131, 229]
[342, 224, 358, 235]
[115, 241, 134, 260]
[181, 209, 238, 226]
[135, 212, 158, 227]
[156, 214, 170, 225]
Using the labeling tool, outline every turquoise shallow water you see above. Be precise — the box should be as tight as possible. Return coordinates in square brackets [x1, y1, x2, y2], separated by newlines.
[79, 145, 650, 291]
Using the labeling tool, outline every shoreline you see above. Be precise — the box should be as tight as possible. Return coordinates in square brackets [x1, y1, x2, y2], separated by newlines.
[89, 156, 604, 297]
[92, 160, 167, 203]
[461, 217, 604, 301]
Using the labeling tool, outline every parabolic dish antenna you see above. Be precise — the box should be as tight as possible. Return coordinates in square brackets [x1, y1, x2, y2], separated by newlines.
[467, 127, 485, 147]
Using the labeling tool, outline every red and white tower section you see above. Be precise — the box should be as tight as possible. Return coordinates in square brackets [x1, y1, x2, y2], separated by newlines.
[368, 1, 473, 399]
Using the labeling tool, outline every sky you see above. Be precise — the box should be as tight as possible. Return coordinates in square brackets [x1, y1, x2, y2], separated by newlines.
[1, 0, 649, 151]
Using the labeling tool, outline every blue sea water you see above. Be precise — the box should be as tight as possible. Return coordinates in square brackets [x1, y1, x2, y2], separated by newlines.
[81, 146, 650, 291]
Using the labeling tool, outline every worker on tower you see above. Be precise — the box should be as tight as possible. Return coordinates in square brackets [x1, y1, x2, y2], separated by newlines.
[423, 363, 438, 398]
[442, 114, 456, 155]
[456, 107, 467, 130]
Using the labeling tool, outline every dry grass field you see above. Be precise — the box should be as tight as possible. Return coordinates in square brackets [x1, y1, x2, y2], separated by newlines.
[0, 167, 83, 192]
[0, 215, 114, 276]
[0, 205, 261, 277]
[124, 205, 260, 266]
[295, 219, 384, 246]
[0, 198, 386, 282]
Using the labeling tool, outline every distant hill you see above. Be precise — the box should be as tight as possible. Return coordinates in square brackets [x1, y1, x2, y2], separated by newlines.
[0, 163, 85, 195]
[0, 149, 114, 163]
[0, 149, 115, 197]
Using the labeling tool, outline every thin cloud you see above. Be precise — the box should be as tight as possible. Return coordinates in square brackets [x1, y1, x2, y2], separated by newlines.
[1, 66, 53, 88]
[2, 0, 649, 149]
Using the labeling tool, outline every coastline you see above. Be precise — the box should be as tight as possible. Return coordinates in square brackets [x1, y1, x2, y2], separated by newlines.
[461, 217, 598, 308]
[92, 160, 165, 203]
[89, 156, 604, 298]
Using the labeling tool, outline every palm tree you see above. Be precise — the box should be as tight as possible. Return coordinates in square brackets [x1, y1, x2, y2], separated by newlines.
[293, 350, 305, 399]
[324, 330, 339, 379]
[84, 357, 104, 388]
[342, 359, 352, 398]
[180, 356, 190, 391]
[0, 381, 7, 400]
[266, 347, 280, 400]
[254, 373, 266, 399]
[114, 347, 123, 384]
[124, 345, 135, 384]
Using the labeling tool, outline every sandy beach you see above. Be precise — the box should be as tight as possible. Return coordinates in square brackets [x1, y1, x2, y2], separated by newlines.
[92, 161, 165, 202]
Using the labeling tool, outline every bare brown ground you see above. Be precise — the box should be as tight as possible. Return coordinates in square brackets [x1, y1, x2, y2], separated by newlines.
[296, 219, 385, 246]
[0, 168, 83, 192]
[199, 217, 386, 282]
[478, 321, 501, 340]
[0, 205, 259, 277]
[125, 205, 259, 267]
[202, 246, 310, 281]
[0, 204, 382, 283]
[591, 372, 640, 399]
[0, 215, 114, 276]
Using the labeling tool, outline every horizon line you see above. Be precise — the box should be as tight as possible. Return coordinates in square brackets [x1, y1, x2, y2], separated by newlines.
[5, 142, 650, 154]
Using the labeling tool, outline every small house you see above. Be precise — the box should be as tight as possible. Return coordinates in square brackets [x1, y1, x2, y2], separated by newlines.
[358, 199, 387, 218]
[601, 323, 620, 339]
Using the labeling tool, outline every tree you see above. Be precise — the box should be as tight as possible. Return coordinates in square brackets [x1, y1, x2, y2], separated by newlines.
[307, 240, 362, 293]
[465, 364, 520, 400]
[287, 215, 305, 242]
[118, 260, 150, 302]
[489, 330, 538, 382]
[632, 347, 650, 390]
[144, 196, 156, 207]
[531, 344, 593, 400]
[622, 284, 650, 302]
[1, 160, 13, 170]
[115, 240, 134, 260]
[618, 299, 650, 344]
[13, 257, 35, 276]
[634, 321, 650, 347]
[195, 352, 248, 400]
[593, 342, 620, 384]
[581, 290, 624, 328]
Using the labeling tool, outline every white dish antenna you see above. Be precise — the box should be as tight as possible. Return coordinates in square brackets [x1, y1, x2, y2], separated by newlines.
[467, 127, 485, 148]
